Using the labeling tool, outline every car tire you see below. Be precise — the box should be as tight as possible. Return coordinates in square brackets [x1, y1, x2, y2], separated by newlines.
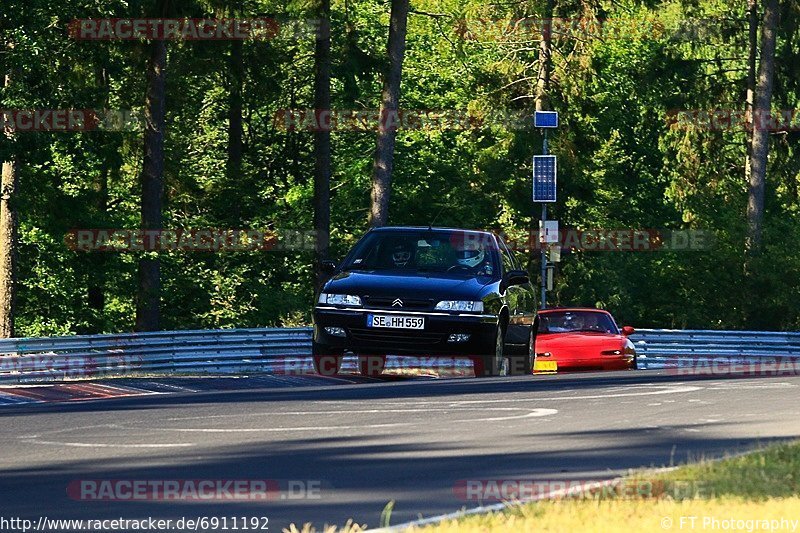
[509, 326, 534, 376]
[476, 325, 507, 378]
[312, 342, 344, 376]
[358, 355, 386, 377]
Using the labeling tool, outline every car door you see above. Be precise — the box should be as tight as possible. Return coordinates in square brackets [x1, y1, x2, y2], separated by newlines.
[498, 237, 531, 346]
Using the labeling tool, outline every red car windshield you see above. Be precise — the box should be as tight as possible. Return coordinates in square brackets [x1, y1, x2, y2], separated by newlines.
[539, 311, 618, 334]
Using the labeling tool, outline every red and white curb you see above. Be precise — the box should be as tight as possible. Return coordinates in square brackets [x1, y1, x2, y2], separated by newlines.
[0, 382, 166, 405]
[0, 374, 382, 407]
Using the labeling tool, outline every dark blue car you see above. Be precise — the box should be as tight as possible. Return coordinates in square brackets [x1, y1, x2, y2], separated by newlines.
[312, 227, 538, 377]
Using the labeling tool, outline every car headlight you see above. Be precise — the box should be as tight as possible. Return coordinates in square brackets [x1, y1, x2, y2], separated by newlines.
[318, 293, 362, 307]
[434, 300, 484, 312]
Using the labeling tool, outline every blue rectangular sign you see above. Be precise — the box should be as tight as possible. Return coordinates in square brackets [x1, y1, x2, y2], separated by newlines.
[534, 111, 559, 128]
[533, 155, 557, 202]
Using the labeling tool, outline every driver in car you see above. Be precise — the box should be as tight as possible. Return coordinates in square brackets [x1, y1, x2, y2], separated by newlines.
[454, 247, 493, 276]
[390, 242, 413, 268]
[583, 313, 604, 332]
[563, 313, 585, 331]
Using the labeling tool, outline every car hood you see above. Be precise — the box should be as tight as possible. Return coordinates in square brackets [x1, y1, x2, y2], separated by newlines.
[536, 332, 626, 352]
[323, 271, 493, 300]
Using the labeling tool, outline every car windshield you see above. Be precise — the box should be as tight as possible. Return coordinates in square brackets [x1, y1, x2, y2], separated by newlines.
[539, 311, 618, 334]
[340, 230, 500, 277]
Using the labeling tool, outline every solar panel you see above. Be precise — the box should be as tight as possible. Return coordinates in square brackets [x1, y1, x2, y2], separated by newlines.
[534, 111, 559, 128]
[532, 155, 557, 202]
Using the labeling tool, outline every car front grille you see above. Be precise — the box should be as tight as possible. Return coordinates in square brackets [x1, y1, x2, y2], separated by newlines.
[362, 297, 434, 311]
[348, 328, 444, 346]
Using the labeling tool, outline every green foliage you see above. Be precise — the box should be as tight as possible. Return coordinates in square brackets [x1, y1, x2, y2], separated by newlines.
[4, 0, 800, 335]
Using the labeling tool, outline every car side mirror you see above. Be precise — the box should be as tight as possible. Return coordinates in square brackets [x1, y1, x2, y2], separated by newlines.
[501, 269, 529, 292]
[621, 326, 635, 336]
[504, 269, 529, 286]
[320, 260, 337, 274]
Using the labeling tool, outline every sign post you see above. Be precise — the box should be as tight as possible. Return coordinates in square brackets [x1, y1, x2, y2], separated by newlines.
[533, 111, 558, 309]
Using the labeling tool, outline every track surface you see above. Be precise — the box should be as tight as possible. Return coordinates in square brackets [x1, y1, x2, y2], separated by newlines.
[1, 370, 799, 531]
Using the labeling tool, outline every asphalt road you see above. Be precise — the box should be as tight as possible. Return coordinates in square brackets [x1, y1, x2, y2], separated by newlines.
[1, 370, 799, 531]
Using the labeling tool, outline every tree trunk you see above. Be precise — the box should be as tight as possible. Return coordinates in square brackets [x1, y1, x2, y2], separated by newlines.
[89, 66, 110, 313]
[227, 38, 244, 223]
[742, 0, 757, 275]
[535, 0, 554, 112]
[135, 36, 167, 332]
[0, 67, 18, 338]
[369, 0, 409, 228]
[746, 0, 778, 255]
[88, 164, 108, 311]
[744, 0, 757, 182]
[0, 104, 17, 338]
[313, 0, 332, 291]
[0, 157, 17, 339]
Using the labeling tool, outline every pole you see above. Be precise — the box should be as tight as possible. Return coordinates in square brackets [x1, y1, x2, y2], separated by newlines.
[540, 203, 547, 309]
[540, 130, 548, 309]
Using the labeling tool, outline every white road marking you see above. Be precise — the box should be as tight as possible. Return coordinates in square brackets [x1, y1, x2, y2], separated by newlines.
[454, 408, 558, 422]
[20, 439, 195, 448]
[160, 423, 412, 433]
[166, 407, 550, 421]
[708, 382, 797, 390]
[138, 382, 198, 392]
[338, 384, 704, 406]
[151, 409, 558, 432]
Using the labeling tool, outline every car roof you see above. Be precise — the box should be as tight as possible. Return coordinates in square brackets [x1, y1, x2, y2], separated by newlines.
[369, 226, 495, 236]
[538, 307, 613, 315]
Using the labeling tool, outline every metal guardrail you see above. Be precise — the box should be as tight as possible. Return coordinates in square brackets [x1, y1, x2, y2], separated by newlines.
[630, 329, 800, 369]
[0, 328, 313, 383]
[0, 327, 798, 383]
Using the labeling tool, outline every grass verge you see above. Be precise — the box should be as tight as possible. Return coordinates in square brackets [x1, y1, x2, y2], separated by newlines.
[409, 440, 800, 532]
[286, 440, 800, 532]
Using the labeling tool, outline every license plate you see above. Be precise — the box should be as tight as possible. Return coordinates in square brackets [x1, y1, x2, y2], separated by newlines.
[367, 314, 425, 330]
[534, 360, 558, 373]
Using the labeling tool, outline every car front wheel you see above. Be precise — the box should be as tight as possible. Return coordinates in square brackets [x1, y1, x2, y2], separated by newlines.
[476, 325, 508, 378]
[508, 326, 534, 376]
[312, 342, 344, 376]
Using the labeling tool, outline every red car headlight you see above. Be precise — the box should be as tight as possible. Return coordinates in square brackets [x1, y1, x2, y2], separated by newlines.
[601, 349, 622, 356]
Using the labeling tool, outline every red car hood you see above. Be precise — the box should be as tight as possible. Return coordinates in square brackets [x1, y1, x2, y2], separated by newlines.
[536, 332, 626, 354]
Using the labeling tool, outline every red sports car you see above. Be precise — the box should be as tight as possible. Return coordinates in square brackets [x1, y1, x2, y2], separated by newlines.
[534, 308, 637, 372]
